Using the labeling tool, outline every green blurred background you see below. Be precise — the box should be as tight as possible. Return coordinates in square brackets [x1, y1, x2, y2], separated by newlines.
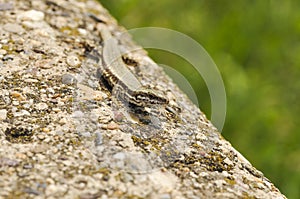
[100, 0, 300, 198]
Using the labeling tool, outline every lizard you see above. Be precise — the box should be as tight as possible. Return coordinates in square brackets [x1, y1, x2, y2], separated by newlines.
[97, 23, 169, 108]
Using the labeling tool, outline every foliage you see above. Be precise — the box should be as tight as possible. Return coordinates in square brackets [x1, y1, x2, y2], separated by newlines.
[100, 0, 300, 198]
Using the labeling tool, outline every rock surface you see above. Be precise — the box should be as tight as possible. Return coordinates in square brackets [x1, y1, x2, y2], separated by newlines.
[0, 0, 286, 198]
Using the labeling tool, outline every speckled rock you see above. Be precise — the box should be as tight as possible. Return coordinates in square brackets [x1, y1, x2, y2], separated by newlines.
[0, 0, 287, 199]
[3, 23, 24, 34]
[0, 109, 7, 120]
[18, 9, 45, 21]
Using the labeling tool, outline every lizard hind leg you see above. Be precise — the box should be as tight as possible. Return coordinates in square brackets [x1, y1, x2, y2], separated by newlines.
[110, 84, 141, 124]
[109, 84, 152, 124]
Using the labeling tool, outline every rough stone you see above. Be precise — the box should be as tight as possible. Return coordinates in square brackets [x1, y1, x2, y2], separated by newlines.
[66, 55, 81, 67]
[0, 0, 286, 199]
[0, 109, 7, 120]
[3, 23, 24, 34]
[18, 10, 45, 21]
